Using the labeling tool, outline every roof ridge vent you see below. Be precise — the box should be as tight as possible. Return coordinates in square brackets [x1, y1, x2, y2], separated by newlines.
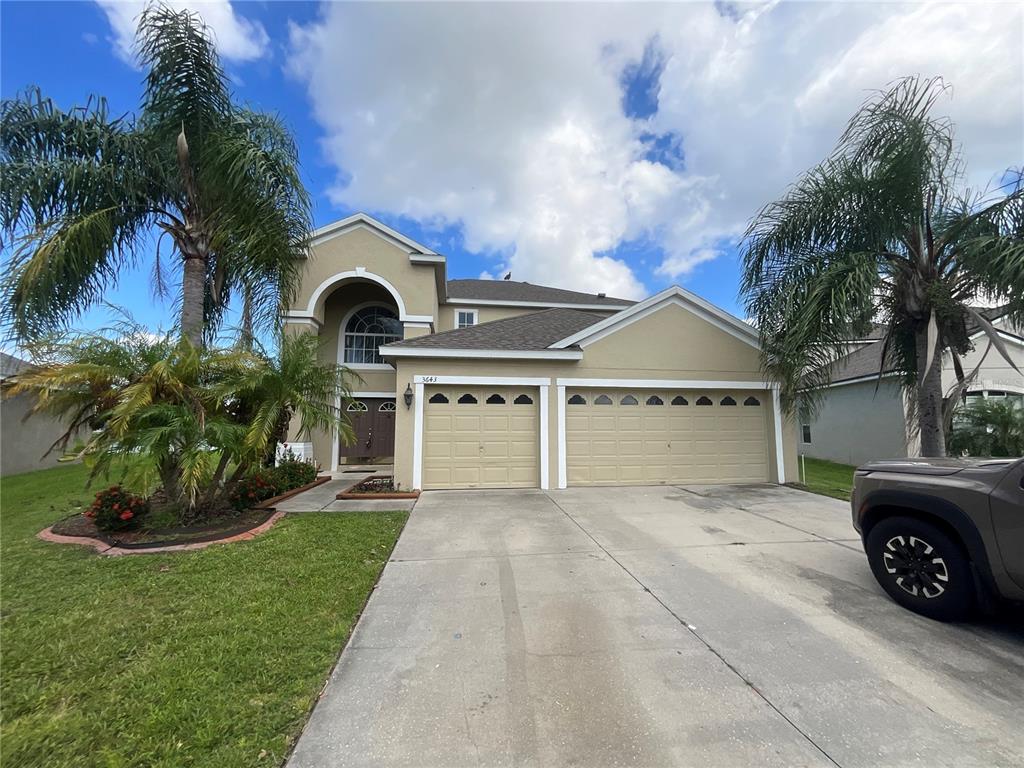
[597, 292, 606, 298]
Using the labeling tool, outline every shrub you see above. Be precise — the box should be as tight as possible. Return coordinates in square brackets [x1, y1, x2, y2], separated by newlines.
[85, 486, 149, 532]
[228, 470, 279, 511]
[272, 454, 317, 491]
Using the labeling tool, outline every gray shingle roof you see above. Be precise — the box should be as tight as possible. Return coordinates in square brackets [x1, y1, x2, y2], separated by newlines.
[446, 279, 632, 306]
[0, 351, 30, 379]
[817, 306, 1018, 385]
[384, 308, 605, 351]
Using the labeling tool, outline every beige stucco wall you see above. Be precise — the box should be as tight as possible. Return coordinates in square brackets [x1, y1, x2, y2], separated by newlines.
[387, 303, 797, 490]
[293, 227, 440, 323]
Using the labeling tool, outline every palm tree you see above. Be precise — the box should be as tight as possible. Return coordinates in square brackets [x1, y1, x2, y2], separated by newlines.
[6, 325, 353, 517]
[948, 398, 1024, 458]
[0, 4, 310, 347]
[741, 76, 1023, 456]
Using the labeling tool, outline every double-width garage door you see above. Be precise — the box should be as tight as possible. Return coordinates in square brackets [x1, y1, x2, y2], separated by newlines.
[566, 388, 770, 485]
[422, 385, 539, 489]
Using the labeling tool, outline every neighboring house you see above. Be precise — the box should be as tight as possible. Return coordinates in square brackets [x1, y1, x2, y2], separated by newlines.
[799, 310, 1024, 466]
[282, 213, 798, 491]
[1, 352, 79, 476]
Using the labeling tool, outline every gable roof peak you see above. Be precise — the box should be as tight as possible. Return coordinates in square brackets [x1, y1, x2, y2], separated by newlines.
[549, 284, 759, 350]
[310, 212, 440, 256]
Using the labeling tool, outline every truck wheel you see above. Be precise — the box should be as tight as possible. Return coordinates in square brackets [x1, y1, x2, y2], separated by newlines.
[865, 516, 975, 621]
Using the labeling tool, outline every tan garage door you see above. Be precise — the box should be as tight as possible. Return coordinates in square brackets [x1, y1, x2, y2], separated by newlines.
[422, 385, 539, 489]
[566, 388, 770, 485]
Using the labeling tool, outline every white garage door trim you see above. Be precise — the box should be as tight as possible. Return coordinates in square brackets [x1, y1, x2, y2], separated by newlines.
[412, 375, 550, 490]
[555, 378, 784, 488]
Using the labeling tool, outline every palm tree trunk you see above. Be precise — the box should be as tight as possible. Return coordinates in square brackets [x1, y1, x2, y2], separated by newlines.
[181, 253, 205, 347]
[915, 325, 946, 456]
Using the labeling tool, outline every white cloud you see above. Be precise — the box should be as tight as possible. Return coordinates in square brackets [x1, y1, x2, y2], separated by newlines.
[97, 0, 268, 64]
[287, 1, 1023, 299]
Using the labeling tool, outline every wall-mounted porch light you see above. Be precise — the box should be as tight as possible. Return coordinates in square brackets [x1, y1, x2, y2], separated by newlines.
[403, 383, 414, 409]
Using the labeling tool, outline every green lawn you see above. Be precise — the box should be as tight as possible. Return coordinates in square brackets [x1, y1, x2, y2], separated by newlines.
[799, 456, 856, 500]
[0, 463, 407, 768]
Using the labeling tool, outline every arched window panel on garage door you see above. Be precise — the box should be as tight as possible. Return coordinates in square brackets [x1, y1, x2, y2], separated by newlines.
[696, 396, 713, 406]
[486, 394, 506, 405]
[458, 393, 478, 404]
[514, 394, 534, 405]
[347, 401, 368, 412]
[620, 395, 639, 405]
[428, 393, 449, 404]
[743, 396, 761, 406]
[671, 396, 688, 406]
[646, 395, 664, 406]
[567, 394, 586, 405]
[594, 394, 613, 405]
[720, 396, 737, 406]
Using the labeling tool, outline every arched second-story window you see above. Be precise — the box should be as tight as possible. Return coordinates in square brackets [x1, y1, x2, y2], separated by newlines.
[344, 306, 403, 365]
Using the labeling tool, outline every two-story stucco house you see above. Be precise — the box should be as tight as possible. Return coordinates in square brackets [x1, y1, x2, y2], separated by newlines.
[282, 213, 798, 491]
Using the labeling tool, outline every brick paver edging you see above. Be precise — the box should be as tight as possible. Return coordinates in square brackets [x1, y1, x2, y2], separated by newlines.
[37, 510, 286, 557]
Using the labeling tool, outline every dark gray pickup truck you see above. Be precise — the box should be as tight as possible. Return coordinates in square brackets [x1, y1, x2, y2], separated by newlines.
[851, 457, 1024, 621]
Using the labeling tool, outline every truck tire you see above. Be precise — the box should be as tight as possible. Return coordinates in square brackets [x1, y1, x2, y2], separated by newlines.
[865, 516, 975, 621]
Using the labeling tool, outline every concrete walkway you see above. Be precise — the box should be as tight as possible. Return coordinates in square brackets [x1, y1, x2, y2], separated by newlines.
[275, 467, 417, 513]
[288, 484, 1024, 768]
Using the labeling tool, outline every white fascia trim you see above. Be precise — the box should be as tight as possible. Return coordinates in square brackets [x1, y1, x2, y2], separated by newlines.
[282, 315, 322, 329]
[412, 380, 424, 489]
[403, 321, 432, 330]
[410, 375, 551, 491]
[445, 297, 630, 311]
[967, 328, 1024, 347]
[352, 391, 398, 398]
[410, 254, 446, 264]
[556, 384, 567, 489]
[771, 386, 786, 484]
[817, 372, 901, 390]
[383, 347, 583, 360]
[556, 378, 770, 389]
[311, 212, 439, 257]
[538, 386, 550, 490]
[551, 286, 759, 350]
[414, 375, 551, 386]
[348, 364, 395, 371]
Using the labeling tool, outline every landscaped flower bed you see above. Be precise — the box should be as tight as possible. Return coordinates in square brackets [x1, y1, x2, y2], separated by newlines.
[40, 456, 331, 553]
[337, 475, 420, 500]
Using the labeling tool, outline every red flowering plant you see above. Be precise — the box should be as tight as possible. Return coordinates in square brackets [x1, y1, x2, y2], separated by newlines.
[228, 470, 280, 511]
[84, 486, 150, 532]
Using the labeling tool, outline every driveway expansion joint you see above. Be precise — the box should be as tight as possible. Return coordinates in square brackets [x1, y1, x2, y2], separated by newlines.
[545, 490, 845, 768]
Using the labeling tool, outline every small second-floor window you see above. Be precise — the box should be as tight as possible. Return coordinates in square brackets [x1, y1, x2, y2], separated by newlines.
[801, 424, 812, 444]
[457, 310, 477, 329]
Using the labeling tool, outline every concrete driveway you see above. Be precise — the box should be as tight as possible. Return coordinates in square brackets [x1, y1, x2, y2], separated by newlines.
[287, 485, 1024, 768]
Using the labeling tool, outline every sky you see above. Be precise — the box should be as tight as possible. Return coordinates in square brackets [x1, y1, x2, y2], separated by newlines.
[1, 0, 1022, 338]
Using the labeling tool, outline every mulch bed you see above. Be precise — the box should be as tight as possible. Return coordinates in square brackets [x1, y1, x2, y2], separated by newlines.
[337, 475, 420, 500]
[51, 509, 276, 549]
[38, 475, 332, 555]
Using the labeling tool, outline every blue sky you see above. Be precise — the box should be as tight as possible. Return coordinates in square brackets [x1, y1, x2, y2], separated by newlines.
[2, 1, 1021, 337]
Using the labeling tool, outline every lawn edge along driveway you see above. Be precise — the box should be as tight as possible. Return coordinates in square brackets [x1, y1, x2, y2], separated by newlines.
[0, 463, 408, 768]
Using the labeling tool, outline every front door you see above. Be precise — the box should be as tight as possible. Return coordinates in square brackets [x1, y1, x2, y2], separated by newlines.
[340, 398, 397, 459]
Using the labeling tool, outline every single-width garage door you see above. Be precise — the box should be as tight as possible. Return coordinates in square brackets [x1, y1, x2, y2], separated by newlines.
[422, 385, 539, 489]
[566, 388, 770, 485]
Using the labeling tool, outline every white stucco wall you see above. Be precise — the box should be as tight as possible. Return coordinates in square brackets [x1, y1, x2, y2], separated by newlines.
[800, 378, 910, 466]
